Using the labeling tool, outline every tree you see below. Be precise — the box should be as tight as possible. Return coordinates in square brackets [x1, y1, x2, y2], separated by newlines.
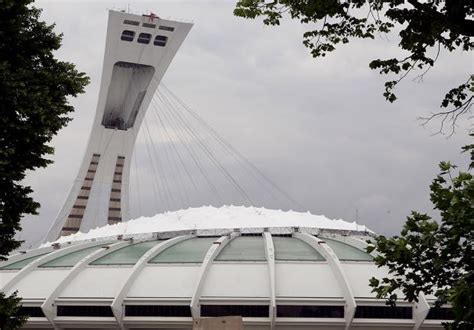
[0, 0, 89, 328]
[0, 292, 26, 330]
[234, 0, 473, 134]
[367, 142, 474, 329]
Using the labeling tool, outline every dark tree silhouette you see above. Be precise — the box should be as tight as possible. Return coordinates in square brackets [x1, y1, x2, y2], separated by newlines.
[0, 1, 89, 327]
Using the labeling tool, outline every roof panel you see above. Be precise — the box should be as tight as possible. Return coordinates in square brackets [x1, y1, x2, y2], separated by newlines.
[128, 265, 201, 297]
[215, 236, 266, 261]
[91, 241, 161, 265]
[149, 237, 215, 263]
[273, 237, 325, 261]
[202, 263, 269, 297]
[0, 253, 50, 270]
[276, 263, 344, 298]
[13, 269, 70, 298]
[341, 263, 392, 298]
[58, 267, 131, 298]
[324, 238, 373, 261]
[40, 246, 102, 268]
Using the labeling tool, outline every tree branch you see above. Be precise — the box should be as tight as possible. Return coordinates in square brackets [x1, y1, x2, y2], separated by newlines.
[419, 96, 473, 136]
[407, 0, 474, 36]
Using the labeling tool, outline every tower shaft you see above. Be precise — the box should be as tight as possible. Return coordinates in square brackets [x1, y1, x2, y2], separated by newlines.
[45, 11, 192, 242]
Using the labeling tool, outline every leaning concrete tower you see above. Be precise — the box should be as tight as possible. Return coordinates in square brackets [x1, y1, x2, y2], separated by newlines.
[44, 10, 192, 242]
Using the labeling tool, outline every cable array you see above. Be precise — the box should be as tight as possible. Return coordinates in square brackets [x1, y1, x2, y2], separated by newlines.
[130, 82, 306, 217]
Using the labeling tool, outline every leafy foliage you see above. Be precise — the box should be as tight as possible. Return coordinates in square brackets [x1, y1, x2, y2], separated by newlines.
[0, 292, 26, 330]
[368, 142, 474, 329]
[0, 0, 89, 327]
[234, 0, 473, 133]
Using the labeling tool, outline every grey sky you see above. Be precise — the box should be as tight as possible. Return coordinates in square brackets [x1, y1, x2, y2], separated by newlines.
[19, 1, 472, 247]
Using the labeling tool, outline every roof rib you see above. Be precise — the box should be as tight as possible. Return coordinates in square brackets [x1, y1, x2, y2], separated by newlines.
[293, 232, 356, 330]
[263, 232, 276, 329]
[321, 233, 430, 330]
[110, 235, 193, 328]
[41, 240, 130, 329]
[190, 233, 239, 318]
[1, 240, 107, 295]
[1, 246, 54, 266]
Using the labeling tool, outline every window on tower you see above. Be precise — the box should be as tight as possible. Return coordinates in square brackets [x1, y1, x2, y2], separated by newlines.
[123, 20, 139, 26]
[159, 25, 174, 32]
[142, 22, 156, 29]
[120, 30, 135, 42]
[154, 35, 167, 47]
[137, 33, 152, 44]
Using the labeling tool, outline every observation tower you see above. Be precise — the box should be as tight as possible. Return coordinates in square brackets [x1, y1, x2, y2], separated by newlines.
[44, 10, 192, 242]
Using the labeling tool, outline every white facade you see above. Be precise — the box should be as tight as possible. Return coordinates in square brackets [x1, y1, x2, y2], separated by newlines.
[0, 225, 448, 329]
[44, 11, 192, 242]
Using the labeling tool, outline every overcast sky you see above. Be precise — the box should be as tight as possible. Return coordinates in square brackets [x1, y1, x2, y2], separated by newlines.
[19, 1, 472, 247]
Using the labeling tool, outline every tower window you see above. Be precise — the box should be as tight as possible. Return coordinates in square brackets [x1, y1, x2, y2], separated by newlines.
[159, 25, 174, 32]
[123, 20, 139, 26]
[154, 35, 168, 47]
[121, 30, 135, 42]
[137, 33, 151, 44]
[143, 23, 156, 29]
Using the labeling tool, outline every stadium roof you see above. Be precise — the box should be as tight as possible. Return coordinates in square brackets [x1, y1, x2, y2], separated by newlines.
[45, 205, 374, 245]
[1, 207, 450, 329]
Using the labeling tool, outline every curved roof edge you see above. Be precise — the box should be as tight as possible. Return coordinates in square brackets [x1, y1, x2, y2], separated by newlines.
[43, 206, 374, 246]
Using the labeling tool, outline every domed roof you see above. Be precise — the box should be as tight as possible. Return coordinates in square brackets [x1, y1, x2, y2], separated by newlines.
[0, 207, 449, 329]
[46, 205, 373, 245]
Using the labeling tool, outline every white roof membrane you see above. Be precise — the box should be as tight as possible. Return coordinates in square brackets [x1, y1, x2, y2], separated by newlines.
[48, 205, 373, 244]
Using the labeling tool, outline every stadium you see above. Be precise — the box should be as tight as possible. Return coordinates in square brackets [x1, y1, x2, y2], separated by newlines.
[0, 10, 452, 330]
